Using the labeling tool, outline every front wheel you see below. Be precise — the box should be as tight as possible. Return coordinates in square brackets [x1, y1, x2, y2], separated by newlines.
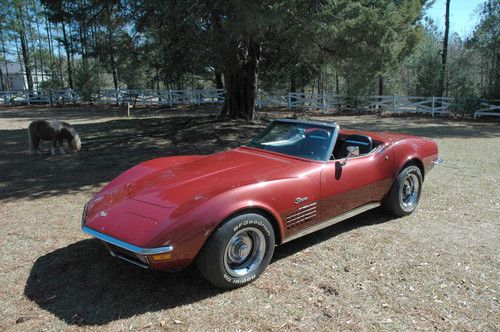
[196, 213, 275, 289]
[383, 165, 423, 217]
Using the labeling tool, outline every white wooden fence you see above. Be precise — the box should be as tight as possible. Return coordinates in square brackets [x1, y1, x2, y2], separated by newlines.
[0, 89, 224, 107]
[0, 89, 80, 105]
[92, 89, 225, 106]
[0, 88, 499, 119]
[287, 92, 457, 117]
[474, 100, 500, 119]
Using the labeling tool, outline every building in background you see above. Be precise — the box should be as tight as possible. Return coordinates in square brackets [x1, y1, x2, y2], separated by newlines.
[0, 62, 49, 91]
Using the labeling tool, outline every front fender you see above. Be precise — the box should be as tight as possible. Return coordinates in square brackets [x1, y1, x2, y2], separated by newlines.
[147, 174, 320, 267]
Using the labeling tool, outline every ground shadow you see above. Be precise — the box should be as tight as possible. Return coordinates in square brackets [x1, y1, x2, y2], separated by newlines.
[12, 109, 500, 326]
[0, 105, 129, 121]
[2, 111, 499, 200]
[0, 104, 221, 121]
[23, 208, 390, 326]
[297, 112, 500, 139]
[273, 208, 389, 261]
[23, 239, 220, 326]
[0, 114, 262, 200]
[342, 119, 500, 139]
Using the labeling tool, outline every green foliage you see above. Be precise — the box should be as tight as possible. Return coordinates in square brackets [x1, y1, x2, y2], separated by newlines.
[38, 77, 64, 90]
[75, 60, 100, 101]
[450, 90, 482, 115]
[413, 26, 443, 96]
[2, 0, 498, 118]
[467, 0, 500, 98]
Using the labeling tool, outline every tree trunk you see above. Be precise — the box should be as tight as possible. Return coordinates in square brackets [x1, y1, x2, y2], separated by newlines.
[57, 40, 64, 84]
[44, 11, 56, 79]
[61, 22, 74, 89]
[378, 75, 384, 95]
[378, 75, 384, 110]
[111, 58, 118, 91]
[0, 65, 4, 90]
[439, 0, 451, 97]
[335, 73, 339, 94]
[33, 1, 45, 81]
[15, 5, 34, 92]
[215, 71, 224, 89]
[493, 51, 500, 99]
[290, 73, 297, 104]
[79, 25, 86, 61]
[222, 38, 261, 121]
[19, 29, 34, 91]
[2, 42, 10, 90]
[24, 0, 39, 89]
[155, 67, 160, 90]
[290, 73, 297, 92]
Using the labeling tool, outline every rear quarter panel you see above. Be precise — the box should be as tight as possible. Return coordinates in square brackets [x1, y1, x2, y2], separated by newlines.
[391, 137, 439, 177]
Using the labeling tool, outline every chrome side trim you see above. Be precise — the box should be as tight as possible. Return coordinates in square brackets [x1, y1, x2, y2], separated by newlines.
[432, 157, 444, 165]
[82, 226, 173, 255]
[110, 250, 149, 269]
[282, 202, 381, 243]
[286, 202, 318, 229]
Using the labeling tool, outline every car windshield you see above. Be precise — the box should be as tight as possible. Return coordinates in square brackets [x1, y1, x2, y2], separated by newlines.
[246, 121, 336, 161]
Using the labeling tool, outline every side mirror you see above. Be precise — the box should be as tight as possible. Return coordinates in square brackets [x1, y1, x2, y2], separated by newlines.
[340, 146, 359, 166]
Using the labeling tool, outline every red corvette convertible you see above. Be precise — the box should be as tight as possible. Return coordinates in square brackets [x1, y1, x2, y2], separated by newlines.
[82, 119, 442, 288]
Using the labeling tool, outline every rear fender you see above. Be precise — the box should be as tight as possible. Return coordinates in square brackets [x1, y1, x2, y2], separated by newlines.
[392, 138, 438, 179]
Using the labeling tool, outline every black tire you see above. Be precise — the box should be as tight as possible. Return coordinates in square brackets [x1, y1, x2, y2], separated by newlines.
[196, 213, 275, 289]
[382, 165, 423, 217]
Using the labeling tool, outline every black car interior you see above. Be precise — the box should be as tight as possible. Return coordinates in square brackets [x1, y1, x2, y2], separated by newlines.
[332, 134, 380, 159]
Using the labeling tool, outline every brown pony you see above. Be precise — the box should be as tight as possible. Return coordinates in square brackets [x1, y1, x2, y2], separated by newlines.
[28, 120, 82, 155]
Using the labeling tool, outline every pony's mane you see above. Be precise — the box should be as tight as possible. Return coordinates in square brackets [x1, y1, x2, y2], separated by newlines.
[68, 126, 78, 137]
[48, 120, 63, 131]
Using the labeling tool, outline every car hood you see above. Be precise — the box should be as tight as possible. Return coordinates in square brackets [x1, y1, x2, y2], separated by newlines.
[130, 149, 294, 206]
[89, 148, 295, 213]
[84, 148, 296, 246]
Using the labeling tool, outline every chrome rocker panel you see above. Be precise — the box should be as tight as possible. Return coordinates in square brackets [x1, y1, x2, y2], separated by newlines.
[283, 202, 381, 243]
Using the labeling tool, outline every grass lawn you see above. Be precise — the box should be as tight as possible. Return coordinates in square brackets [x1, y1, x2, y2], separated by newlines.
[0, 105, 498, 331]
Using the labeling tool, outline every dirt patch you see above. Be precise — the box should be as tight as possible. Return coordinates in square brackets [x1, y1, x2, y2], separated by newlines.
[0, 105, 498, 331]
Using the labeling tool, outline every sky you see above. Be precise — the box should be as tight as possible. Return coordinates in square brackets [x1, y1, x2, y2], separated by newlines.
[425, 0, 485, 38]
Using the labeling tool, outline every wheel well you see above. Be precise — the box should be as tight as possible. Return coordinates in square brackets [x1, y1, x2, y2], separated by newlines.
[404, 158, 425, 180]
[221, 208, 282, 245]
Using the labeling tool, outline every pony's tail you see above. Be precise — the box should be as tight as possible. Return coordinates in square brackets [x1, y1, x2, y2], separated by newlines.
[71, 132, 81, 152]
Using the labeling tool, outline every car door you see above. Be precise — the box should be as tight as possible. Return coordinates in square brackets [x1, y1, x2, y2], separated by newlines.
[319, 146, 395, 219]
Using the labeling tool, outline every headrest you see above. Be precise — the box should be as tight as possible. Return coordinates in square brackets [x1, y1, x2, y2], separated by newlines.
[343, 134, 373, 154]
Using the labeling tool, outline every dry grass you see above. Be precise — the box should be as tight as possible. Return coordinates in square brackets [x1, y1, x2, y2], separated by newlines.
[0, 105, 499, 331]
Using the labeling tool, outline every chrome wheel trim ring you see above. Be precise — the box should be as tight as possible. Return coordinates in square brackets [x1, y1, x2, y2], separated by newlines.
[223, 227, 266, 278]
[400, 172, 420, 211]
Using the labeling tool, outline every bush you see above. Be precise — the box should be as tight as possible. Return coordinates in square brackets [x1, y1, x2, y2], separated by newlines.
[450, 91, 482, 116]
[38, 78, 64, 90]
[75, 60, 101, 101]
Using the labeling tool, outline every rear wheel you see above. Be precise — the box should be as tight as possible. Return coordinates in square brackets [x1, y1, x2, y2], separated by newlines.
[196, 213, 275, 289]
[383, 165, 423, 217]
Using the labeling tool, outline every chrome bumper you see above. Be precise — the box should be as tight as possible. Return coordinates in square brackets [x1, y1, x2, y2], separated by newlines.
[432, 156, 444, 165]
[83, 226, 173, 269]
[82, 226, 173, 256]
